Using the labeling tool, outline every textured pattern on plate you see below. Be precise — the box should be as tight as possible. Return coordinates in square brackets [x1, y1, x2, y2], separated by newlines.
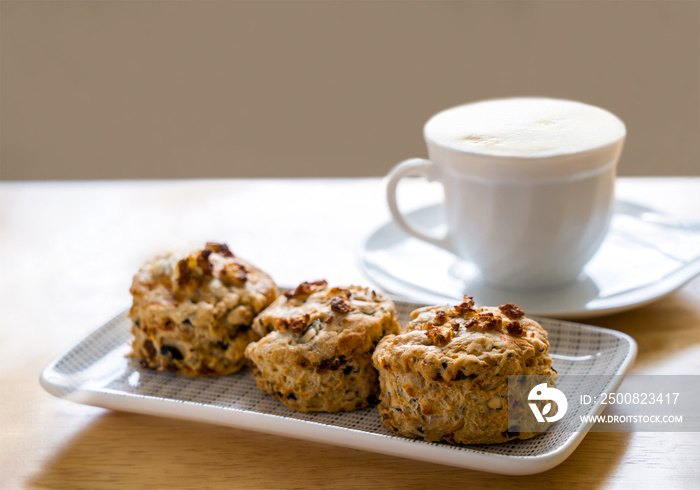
[41, 299, 635, 470]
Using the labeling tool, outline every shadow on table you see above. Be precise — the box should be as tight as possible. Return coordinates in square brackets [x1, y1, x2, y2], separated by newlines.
[30, 410, 631, 489]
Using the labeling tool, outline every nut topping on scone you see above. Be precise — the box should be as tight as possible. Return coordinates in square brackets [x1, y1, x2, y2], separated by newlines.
[505, 321, 524, 336]
[283, 280, 328, 299]
[499, 302, 525, 319]
[408, 296, 530, 343]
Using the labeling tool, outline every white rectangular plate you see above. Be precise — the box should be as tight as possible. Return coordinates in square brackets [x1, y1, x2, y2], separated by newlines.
[40, 299, 636, 475]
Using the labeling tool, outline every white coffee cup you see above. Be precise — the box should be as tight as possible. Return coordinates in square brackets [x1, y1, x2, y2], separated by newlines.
[386, 97, 626, 290]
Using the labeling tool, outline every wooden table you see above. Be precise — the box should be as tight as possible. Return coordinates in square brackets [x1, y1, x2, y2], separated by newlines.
[1, 178, 699, 488]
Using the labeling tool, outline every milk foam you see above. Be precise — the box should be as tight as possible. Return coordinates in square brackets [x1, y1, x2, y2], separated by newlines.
[424, 98, 626, 157]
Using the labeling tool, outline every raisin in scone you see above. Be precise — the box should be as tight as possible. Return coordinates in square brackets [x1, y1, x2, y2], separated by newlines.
[372, 296, 556, 445]
[129, 242, 278, 376]
[244, 280, 401, 412]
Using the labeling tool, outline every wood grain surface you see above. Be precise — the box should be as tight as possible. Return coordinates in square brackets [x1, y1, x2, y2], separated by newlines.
[1, 178, 698, 489]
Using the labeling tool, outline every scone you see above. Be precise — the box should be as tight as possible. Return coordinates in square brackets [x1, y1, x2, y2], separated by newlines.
[129, 242, 278, 376]
[372, 296, 556, 445]
[244, 280, 401, 412]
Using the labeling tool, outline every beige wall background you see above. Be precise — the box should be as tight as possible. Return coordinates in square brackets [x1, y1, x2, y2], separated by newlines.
[1, 0, 699, 180]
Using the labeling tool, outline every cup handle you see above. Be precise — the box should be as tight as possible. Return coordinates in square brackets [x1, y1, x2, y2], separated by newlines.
[386, 158, 453, 253]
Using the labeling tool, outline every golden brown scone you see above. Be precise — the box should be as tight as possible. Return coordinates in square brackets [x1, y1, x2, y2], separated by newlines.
[372, 296, 556, 445]
[129, 242, 278, 376]
[245, 280, 401, 412]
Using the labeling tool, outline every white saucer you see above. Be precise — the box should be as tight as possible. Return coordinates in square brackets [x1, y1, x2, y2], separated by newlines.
[358, 201, 700, 319]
